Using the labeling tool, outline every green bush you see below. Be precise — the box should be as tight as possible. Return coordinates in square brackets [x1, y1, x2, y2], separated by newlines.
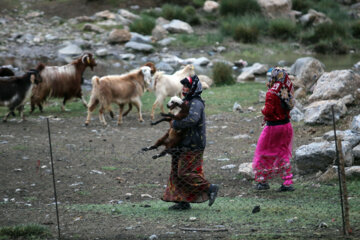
[313, 38, 348, 54]
[129, 15, 155, 35]
[268, 18, 297, 40]
[0, 224, 51, 239]
[220, 0, 261, 16]
[221, 15, 265, 43]
[352, 21, 360, 39]
[161, 4, 200, 25]
[192, 0, 206, 8]
[301, 22, 347, 44]
[162, 4, 183, 20]
[292, 0, 311, 13]
[212, 62, 235, 86]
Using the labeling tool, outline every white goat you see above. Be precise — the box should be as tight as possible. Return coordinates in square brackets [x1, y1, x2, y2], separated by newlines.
[149, 64, 195, 120]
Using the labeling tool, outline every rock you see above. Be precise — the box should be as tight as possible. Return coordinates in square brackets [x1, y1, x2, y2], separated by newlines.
[295, 141, 354, 174]
[95, 10, 116, 20]
[163, 20, 194, 34]
[345, 166, 360, 178]
[96, 48, 109, 57]
[241, 63, 268, 75]
[257, 0, 293, 20]
[294, 87, 306, 99]
[353, 144, 360, 164]
[83, 23, 104, 33]
[351, 115, 360, 133]
[233, 102, 243, 113]
[203, 1, 219, 13]
[238, 162, 254, 180]
[198, 75, 213, 87]
[289, 57, 325, 92]
[120, 53, 136, 60]
[259, 90, 266, 103]
[299, 9, 332, 26]
[309, 70, 360, 101]
[318, 166, 337, 182]
[124, 41, 154, 52]
[58, 44, 82, 56]
[221, 164, 237, 170]
[108, 29, 131, 44]
[340, 94, 355, 106]
[157, 37, 175, 46]
[194, 57, 210, 67]
[290, 107, 304, 122]
[152, 25, 168, 41]
[156, 17, 170, 26]
[304, 100, 347, 125]
[322, 130, 360, 148]
[130, 32, 152, 44]
[155, 62, 174, 74]
[237, 71, 255, 82]
[118, 9, 140, 21]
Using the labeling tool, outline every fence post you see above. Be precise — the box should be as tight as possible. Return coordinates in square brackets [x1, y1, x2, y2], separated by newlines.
[336, 139, 351, 235]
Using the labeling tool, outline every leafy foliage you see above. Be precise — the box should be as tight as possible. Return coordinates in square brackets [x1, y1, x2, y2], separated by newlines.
[220, 0, 261, 16]
[212, 62, 235, 86]
[129, 15, 156, 35]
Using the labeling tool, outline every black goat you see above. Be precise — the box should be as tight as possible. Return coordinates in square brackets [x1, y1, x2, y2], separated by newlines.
[0, 65, 43, 122]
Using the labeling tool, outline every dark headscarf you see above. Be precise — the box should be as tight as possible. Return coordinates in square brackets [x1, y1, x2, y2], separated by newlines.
[180, 75, 203, 101]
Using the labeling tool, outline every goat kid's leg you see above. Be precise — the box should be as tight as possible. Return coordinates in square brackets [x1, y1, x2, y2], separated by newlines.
[142, 145, 158, 151]
[85, 98, 98, 126]
[99, 106, 107, 125]
[17, 105, 25, 122]
[132, 98, 143, 122]
[117, 104, 124, 125]
[152, 151, 167, 159]
[80, 94, 88, 108]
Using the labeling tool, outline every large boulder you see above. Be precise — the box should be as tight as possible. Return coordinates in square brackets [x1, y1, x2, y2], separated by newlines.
[299, 9, 332, 26]
[152, 25, 168, 41]
[353, 144, 360, 165]
[304, 100, 347, 125]
[124, 41, 154, 53]
[203, 1, 219, 13]
[289, 57, 325, 92]
[322, 130, 360, 148]
[108, 29, 131, 44]
[163, 20, 194, 34]
[309, 70, 360, 101]
[351, 115, 360, 133]
[257, 0, 293, 19]
[295, 141, 354, 174]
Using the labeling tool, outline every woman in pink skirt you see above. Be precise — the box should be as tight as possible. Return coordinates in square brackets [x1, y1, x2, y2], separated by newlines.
[252, 67, 295, 192]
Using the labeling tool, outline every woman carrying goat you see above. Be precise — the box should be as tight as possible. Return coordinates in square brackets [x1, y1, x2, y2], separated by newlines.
[161, 75, 219, 210]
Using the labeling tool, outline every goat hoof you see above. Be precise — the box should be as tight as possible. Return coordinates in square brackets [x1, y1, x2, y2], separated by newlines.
[142, 147, 149, 151]
[84, 122, 89, 126]
[152, 155, 159, 159]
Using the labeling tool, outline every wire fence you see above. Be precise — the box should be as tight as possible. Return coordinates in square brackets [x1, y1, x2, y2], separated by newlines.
[0, 118, 359, 239]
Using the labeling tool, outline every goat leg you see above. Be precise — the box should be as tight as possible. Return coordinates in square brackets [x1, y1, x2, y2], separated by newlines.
[151, 117, 171, 126]
[142, 145, 158, 151]
[152, 151, 167, 159]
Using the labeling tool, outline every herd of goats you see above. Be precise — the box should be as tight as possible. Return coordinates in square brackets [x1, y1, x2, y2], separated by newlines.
[0, 52, 203, 158]
[0, 52, 200, 126]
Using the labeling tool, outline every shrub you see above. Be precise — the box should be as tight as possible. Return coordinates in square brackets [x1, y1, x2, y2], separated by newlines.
[268, 18, 297, 40]
[313, 38, 348, 54]
[162, 4, 183, 20]
[292, 0, 311, 13]
[212, 62, 235, 86]
[161, 4, 200, 25]
[352, 21, 360, 39]
[129, 15, 155, 35]
[221, 14, 265, 43]
[193, 0, 205, 8]
[220, 0, 261, 16]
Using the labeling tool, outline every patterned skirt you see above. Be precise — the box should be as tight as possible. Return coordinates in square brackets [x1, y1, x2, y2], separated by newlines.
[162, 149, 210, 203]
[252, 122, 293, 185]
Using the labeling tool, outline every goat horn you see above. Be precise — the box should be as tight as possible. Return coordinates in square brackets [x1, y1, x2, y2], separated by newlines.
[82, 54, 88, 64]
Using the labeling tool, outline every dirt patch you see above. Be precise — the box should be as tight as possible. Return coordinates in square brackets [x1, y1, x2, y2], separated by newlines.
[2, 108, 353, 239]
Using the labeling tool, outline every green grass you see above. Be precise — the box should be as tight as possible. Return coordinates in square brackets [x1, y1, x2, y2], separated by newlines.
[0, 224, 51, 239]
[101, 166, 118, 171]
[67, 179, 360, 238]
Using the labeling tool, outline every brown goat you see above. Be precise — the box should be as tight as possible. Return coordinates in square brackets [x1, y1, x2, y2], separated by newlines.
[30, 53, 97, 112]
[142, 96, 189, 159]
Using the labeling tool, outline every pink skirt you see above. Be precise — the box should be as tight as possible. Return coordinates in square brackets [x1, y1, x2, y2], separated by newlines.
[252, 122, 293, 185]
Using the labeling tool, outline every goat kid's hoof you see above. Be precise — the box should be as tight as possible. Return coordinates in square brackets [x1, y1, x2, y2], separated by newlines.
[152, 155, 159, 159]
[142, 147, 150, 151]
